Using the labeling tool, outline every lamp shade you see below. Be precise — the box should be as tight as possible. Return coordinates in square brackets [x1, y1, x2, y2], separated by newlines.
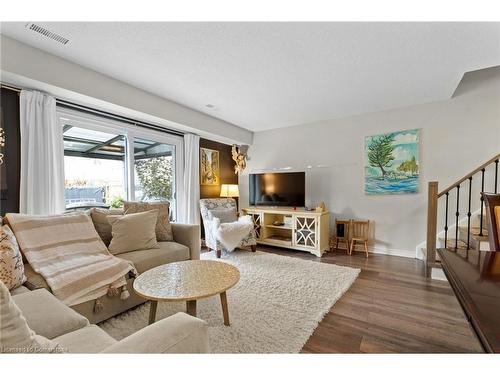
[220, 184, 240, 198]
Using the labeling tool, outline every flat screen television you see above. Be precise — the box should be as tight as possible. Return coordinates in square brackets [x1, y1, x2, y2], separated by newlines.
[249, 172, 305, 207]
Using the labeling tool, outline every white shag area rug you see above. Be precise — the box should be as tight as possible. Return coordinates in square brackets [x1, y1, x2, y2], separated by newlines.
[99, 250, 360, 353]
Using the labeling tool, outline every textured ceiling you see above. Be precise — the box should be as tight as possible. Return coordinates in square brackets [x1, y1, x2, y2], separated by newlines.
[1, 22, 499, 131]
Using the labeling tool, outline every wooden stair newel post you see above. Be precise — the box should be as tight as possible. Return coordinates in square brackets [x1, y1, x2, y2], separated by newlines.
[426, 181, 439, 270]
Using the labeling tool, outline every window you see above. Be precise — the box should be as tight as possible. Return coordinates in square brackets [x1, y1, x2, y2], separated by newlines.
[64, 126, 126, 209]
[133, 138, 177, 219]
[60, 109, 183, 219]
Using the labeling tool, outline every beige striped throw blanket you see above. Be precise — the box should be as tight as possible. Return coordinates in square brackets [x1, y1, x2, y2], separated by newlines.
[6, 212, 136, 306]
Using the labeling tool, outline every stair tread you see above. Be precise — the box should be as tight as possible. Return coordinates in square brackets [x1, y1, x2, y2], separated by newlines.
[438, 238, 470, 250]
[457, 226, 489, 239]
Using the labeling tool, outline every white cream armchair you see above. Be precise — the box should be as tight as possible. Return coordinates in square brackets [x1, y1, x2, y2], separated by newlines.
[200, 198, 257, 258]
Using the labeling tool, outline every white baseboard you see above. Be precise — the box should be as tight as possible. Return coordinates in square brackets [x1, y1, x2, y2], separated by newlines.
[349, 246, 415, 259]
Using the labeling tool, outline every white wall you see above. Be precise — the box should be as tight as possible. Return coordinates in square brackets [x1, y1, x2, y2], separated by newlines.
[0, 35, 252, 145]
[240, 67, 500, 257]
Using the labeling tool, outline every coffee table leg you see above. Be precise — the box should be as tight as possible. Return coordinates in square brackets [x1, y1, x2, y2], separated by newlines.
[149, 300, 158, 325]
[186, 300, 197, 316]
[220, 291, 230, 326]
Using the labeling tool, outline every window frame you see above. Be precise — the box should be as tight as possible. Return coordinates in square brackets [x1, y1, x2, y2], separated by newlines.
[58, 107, 184, 219]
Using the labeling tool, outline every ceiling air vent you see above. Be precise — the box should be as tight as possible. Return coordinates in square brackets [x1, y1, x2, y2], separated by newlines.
[25, 23, 69, 45]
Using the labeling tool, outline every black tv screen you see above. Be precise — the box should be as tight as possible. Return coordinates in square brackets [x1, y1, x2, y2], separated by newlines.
[249, 172, 305, 207]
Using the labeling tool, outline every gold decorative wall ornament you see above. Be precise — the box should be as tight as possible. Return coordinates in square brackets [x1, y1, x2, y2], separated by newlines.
[231, 144, 249, 175]
[0, 127, 5, 165]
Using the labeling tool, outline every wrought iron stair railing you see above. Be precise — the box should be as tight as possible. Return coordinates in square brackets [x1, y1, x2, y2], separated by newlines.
[426, 153, 500, 267]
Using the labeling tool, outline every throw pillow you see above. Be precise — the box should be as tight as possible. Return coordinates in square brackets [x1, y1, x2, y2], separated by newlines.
[123, 201, 173, 241]
[89, 208, 124, 246]
[107, 210, 160, 255]
[0, 281, 62, 353]
[0, 225, 27, 290]
[208, 208, 238, 223]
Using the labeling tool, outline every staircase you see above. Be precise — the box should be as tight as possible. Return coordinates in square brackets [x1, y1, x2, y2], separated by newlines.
[426, 154, 500, 353]
[426, 153, 499, 267]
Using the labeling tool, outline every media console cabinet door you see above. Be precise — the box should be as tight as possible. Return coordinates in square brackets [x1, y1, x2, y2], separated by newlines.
[250, 213, 263, 239]
[293, 215, 318, 249]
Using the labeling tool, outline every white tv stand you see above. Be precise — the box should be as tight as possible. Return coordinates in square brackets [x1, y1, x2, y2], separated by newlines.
[242, 206, 330, 257]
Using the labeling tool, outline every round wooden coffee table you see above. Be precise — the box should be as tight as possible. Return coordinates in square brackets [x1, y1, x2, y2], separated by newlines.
[133, 260, 240, 326]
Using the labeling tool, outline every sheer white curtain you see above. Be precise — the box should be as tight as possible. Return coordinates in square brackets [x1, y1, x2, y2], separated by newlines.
[19, 90, 65, 215]
[178, 133, 200, 224]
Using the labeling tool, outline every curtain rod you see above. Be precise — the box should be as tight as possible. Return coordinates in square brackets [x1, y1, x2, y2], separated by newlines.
[1, 83, 22, 93]
[1, 83, 185, 137]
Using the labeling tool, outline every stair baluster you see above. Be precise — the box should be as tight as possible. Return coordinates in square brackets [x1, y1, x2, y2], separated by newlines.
[467, 177, 472, 250]
[444, 192, 449, 249]
[455, 184, 460, 250]
[479, 168, 485, 236]
[495, 159, 498, 194]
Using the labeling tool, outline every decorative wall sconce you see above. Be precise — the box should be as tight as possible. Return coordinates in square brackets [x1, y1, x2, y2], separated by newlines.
[0, 127, 5, 165]
[231, 144, 249, 175]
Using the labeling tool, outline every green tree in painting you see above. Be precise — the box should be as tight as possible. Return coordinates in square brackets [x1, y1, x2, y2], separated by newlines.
[135, 156, 173, 201]
[367, 134, 395, 177]
[397, 156, 419, 175]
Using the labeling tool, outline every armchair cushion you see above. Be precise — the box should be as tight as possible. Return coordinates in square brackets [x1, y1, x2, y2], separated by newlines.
[208, 208, 238, 223]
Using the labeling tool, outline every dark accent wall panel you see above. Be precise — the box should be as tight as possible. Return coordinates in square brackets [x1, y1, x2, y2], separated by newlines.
[199, 138, 238, 238]
[0, 88, 21, 216]
[199, 138, 238, 198]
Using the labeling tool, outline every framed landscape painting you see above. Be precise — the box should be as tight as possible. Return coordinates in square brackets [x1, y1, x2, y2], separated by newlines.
[364, 129, 420, 195]
[200, 147, 220, 186]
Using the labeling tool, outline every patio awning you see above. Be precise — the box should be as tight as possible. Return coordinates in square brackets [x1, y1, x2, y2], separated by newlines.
[63, 125, 173, 160]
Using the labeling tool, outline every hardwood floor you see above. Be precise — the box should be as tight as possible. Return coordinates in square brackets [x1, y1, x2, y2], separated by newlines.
[255, 245, 484, 353]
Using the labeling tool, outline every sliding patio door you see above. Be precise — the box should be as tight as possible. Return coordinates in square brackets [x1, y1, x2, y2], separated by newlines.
[59, 109, 183, 220]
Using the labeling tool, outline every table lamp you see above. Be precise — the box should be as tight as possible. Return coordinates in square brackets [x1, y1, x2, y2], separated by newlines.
[220, 184, 240, 211]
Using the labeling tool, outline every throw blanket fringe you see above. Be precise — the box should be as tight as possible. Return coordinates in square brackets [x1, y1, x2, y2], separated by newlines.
[120, 285, 130, 300]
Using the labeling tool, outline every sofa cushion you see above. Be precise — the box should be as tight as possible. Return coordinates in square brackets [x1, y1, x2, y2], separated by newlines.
[89, 208, 124, 246]
[0, 224, 27, 290]
[53, 325, 116, 353]
[0, 281, 62, 353]
[117, 241, 190, 273]
[108, 210, 159, 255]
[12, 288, 89, 339]
[10, 285, 30, 295]
[124, 201, 173, 241]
